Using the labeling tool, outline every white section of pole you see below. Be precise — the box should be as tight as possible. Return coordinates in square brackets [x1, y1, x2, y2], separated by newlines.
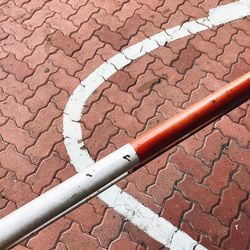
[0, 144, 139, 249]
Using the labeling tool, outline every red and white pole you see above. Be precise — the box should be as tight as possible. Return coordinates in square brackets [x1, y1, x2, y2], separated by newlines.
[130, 71, 250, 166]
[0, 72, 249, 249]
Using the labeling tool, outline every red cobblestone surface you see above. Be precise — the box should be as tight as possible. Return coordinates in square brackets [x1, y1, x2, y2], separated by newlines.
[0, 0, 249, 249]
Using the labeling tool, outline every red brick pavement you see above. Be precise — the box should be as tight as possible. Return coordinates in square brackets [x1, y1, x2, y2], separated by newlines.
[0, 0, 249, 249]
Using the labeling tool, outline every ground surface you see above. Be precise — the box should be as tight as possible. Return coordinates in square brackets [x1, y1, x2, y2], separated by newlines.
[0, 0, 249, 249]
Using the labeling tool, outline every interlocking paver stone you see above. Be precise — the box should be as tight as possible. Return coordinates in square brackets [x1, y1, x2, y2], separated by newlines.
[0, 1, 249, 249]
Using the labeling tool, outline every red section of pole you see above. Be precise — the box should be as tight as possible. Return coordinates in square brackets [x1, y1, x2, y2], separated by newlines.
[130, 72, 250, 162]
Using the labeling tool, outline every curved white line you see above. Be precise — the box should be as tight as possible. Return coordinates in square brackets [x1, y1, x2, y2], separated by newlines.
[63, 1, 250, 249]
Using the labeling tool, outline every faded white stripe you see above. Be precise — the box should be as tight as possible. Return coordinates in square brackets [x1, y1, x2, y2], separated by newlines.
[63, 1, 250, 248]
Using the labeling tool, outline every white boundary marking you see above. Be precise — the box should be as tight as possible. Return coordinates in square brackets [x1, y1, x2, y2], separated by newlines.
[63, 1, 250, 249]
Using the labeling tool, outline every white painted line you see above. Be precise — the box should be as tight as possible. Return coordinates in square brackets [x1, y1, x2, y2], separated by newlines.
[99, 185, 176, 246]
[63, 1, 250, 248]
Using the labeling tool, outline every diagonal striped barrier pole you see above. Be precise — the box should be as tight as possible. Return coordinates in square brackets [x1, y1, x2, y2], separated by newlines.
[0, 72, 249, 249]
